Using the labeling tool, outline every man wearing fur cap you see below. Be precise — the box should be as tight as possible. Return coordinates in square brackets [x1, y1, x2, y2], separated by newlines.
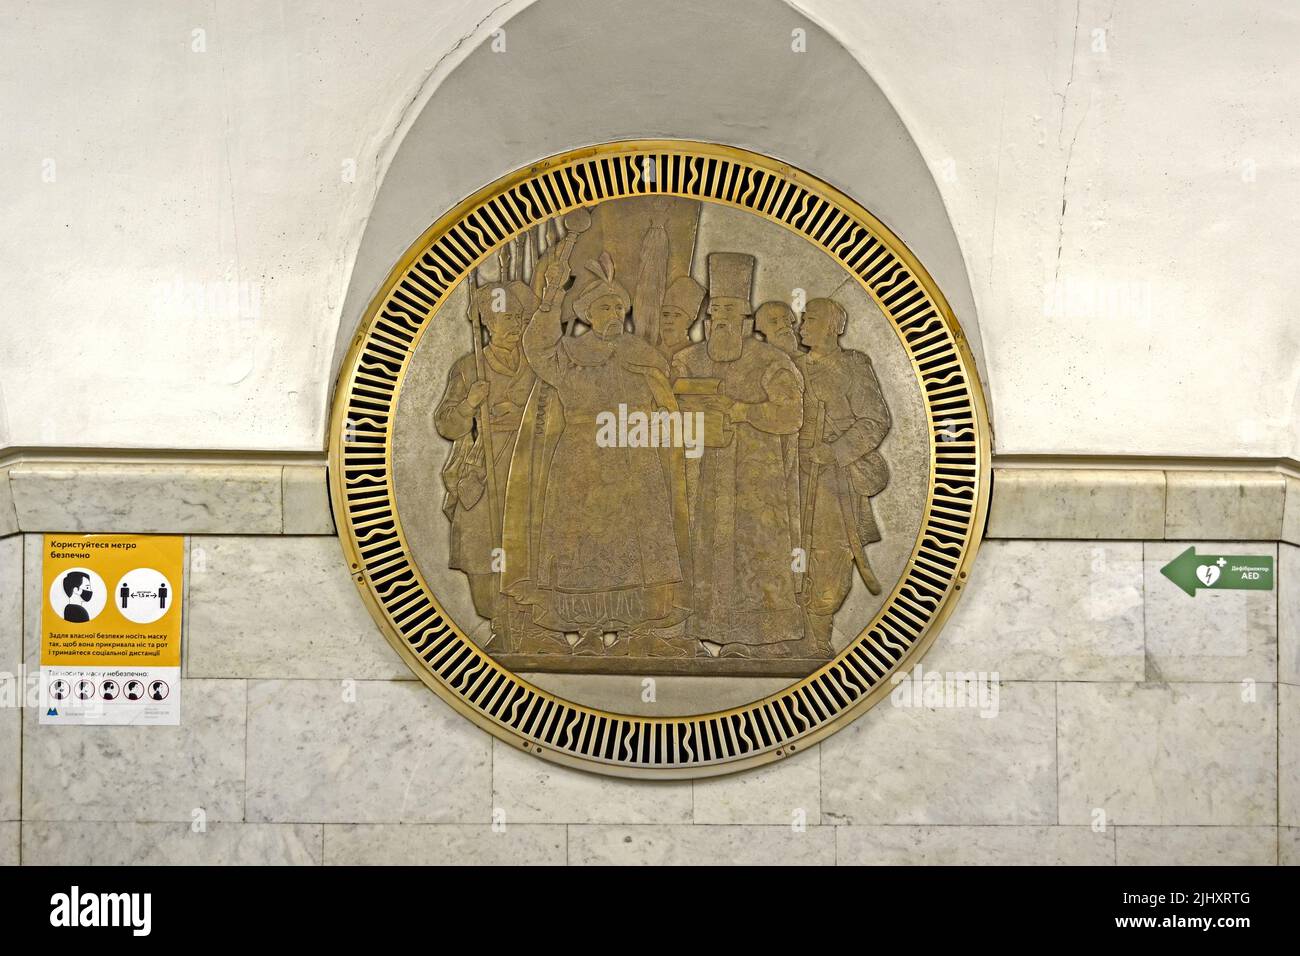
[502, 251, 691, 655]
[434, 278, 538, 623]
[672, 253, 805, 657]
[658, 275, 706, 359]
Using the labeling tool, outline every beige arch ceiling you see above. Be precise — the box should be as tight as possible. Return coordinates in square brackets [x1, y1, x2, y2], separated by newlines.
[331, 0, 990, 433]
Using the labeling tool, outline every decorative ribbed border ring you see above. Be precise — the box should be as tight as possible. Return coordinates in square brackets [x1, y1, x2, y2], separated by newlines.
[328, 140, 991, 778]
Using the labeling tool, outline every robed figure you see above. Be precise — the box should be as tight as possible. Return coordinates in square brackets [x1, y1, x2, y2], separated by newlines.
[502, 251, 691, 655]
[672, 253, 805, 657]
[795, 298, 892, 656]
[434, 278, 537, 625]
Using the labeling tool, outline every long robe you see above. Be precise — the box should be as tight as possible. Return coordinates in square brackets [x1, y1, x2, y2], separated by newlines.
[434, 345, 534, 574]
[502, 314, 690, 635]
[796, 348, 891, 554]
[672, 337, 804, 647]
[796, 348, 891, 626]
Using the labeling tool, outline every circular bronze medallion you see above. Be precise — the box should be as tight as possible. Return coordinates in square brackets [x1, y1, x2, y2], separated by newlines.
[330, 141, 990, 777]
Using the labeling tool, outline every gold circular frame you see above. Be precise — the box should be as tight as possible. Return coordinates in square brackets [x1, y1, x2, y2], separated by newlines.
[329, 140, 990, 778]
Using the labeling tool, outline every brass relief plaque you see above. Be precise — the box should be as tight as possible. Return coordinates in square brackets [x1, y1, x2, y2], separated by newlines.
[330, 142, 989, 777]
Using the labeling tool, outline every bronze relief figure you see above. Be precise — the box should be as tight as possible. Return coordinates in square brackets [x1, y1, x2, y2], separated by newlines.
[338, 141, 989, 775]
[432, 197, 895, 677]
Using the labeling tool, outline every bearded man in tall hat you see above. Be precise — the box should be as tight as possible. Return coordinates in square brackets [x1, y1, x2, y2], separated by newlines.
[434, 278, 538, 624]
[671, 253, 805, 657]
[502, 251, 691, 655]
[795, 297, 892, 657]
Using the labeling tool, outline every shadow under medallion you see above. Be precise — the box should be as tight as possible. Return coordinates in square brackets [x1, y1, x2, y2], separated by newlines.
[393, 195, 929, 684]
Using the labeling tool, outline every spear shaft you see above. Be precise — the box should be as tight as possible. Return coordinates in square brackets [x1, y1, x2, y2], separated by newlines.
[468, 269, 503, 559]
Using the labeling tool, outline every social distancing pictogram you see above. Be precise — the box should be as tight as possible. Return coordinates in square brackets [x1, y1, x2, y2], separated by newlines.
[39, 534, 184, 726]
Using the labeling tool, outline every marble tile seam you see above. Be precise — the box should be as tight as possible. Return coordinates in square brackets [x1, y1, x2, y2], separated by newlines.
[1, 459, 1295, 540]
[988, 467, 1293, 543]
[9, 820, 1283, 829]
[15, 823, 1278, 866]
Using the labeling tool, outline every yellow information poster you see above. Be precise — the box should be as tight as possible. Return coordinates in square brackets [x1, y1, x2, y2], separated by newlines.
[40, 534, 183, 726]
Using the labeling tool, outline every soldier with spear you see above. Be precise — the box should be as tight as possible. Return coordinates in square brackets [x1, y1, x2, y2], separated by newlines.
[433, 240, 538, 646]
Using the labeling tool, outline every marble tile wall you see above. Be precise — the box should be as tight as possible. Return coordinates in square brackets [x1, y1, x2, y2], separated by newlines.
[1284, 477, 1300, 547]
[282, 465, 335, 535]
[23, 823, 323, 866]
[1058, 682, 1276, 826]
[2, 461, 335, 535]
[186, 536, 408, 680]
[0, 510, 1295, 864]
[1164, 472, 1286, 542]
[0, 825, 16, 866]
[22, 679, 247, 823]
[924, 540, 1145, 680]
[986, 469, 1165, 539]
[0, 469, 17, 537]
[1142, 542, 1278, 682]
[245, 679, 491, 824]
[8, 462, 284, 534]
[1282, 544, 1299, 686]
[987, 467, 1298, 544]
[1, 537, 21, 830]
[3, 461, 1297, 543]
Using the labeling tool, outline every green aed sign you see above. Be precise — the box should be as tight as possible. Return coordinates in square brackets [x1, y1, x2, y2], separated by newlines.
[1160, 546, 1275, 597]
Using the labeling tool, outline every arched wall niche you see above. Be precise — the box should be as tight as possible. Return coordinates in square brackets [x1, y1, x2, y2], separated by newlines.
[331, 0, 992, 432]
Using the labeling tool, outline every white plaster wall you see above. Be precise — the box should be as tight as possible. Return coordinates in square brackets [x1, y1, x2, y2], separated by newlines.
[0, 0, 1296, 458]
[801, 0, 1300, 457]
[0, 0, 510, 451]
[334, 0, 986, 405]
